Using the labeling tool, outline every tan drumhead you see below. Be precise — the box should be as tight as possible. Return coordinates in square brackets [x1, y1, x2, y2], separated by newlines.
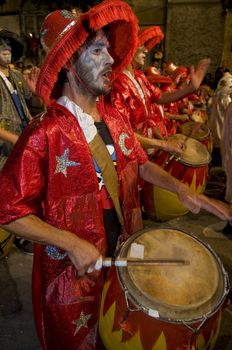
[171, 134, 210, 166]
[181, 121, 210, 140]
[117, 228, 227, 322]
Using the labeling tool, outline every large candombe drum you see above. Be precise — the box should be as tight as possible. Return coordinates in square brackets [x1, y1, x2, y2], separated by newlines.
[0, 228, 14, 259]
[142, 135, 211, 221]
[99, 227, 229, 350]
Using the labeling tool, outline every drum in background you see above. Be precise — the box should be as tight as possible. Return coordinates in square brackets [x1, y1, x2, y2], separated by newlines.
[0, 228, 14, 259]
[181, 121, 213, 153]
[99, 227, 229, 350]
[191, 109, 208, 124]
[142, 135, 211, 221]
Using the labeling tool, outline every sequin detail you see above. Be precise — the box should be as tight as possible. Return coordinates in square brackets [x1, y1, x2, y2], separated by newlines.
[46, 245, 67, 260]
[119, 132, 132, 156]
[40, 10, 76, 52]
[72, 312, 91, 336]
[55, 148, 80, 177]
[61, 10, 77, 19]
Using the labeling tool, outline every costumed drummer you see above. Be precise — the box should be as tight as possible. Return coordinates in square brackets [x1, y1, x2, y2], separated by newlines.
[0, 31, 40, 255]
[0, 36, 32, 169]
[0, 30, 40, 169]
[220, 96, 232, 234]
[110, 25, 210, 156]
[209, 72, 232, 166]
[0, 2, 231, 349]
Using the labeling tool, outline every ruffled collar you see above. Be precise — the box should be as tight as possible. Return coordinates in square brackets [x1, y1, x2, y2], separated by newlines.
[57, 96, 97, 143]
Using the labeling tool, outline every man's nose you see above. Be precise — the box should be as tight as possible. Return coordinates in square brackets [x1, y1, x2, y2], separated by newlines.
[105, 48, 114, 65]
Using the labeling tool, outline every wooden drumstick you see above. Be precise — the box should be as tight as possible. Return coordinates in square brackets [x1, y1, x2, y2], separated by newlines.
[87, 257, 190, 273]
[102, 258, 190, 267]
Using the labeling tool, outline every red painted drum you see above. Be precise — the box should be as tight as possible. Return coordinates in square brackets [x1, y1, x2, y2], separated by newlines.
[99, 227, 230, 350]
[142, 135, 211, 221]
[180, 121, 213, 153]
[0, 228, 14, 259]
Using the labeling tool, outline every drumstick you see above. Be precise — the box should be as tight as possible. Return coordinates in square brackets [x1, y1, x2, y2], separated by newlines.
[102, 258, 190, 267]
[87, 257, 190, 273]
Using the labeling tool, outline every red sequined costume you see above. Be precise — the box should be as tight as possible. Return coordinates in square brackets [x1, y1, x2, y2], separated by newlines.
[110, 69, 171, 139]
[0, 101, 147, 350]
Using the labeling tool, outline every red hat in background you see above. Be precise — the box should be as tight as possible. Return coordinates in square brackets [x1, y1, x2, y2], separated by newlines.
[138, 26, 164, 51]
[36, 0, 139, 105]
[146, 66, 172, 85]
[164, 61, 179, 76]
[173, 66, 189, 84]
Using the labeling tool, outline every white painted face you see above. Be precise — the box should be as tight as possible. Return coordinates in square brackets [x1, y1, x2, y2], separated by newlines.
[0, 49, 12, 67]
[75, 29, 114, 96]
[132, 45, 148, 69]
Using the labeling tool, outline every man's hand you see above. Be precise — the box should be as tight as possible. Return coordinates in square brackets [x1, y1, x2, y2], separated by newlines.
[175, 114, 190, 122]
[190, 58, 211, 90]
[25, 66, 40, 95]
[165, 136, 186, 155]
[177, 183, 232, 221]
[166, 113, 189, 122]
[67, 238, 102, 276]
[196, 194, 232, 221]
[1, 214, 102, 277]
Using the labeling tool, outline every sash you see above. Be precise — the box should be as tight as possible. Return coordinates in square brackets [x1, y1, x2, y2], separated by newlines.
[88, 132, 125, 230]
[0, 70, 15, 94]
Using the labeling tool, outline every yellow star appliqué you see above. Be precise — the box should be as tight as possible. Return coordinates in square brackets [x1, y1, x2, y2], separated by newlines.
[72, 312, 91, 336]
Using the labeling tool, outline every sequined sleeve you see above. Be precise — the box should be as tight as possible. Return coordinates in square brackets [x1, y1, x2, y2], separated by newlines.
[0, 120, 48, 224]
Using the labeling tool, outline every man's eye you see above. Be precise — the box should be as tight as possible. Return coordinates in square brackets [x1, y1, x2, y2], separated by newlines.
[93, 48, 101, 55]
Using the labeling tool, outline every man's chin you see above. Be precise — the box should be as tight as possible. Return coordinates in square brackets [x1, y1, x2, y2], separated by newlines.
[100, 83, 112, 95]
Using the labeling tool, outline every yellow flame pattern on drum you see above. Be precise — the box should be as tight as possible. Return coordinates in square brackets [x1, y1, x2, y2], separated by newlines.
[99, 280, 222, 350]
[0, 228, 14, 259]
[150, 170, 206, 221]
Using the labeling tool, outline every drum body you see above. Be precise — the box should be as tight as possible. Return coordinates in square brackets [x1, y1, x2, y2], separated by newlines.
[181, 121, 213, 153]
[0, 228, 14, 259]
[142, 135, 210, 221]
[99, 228, 229, 350]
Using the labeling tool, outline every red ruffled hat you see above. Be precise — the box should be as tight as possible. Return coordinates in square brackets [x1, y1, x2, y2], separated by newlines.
[36, 0, 138, 105]
[138, 26, 164, 51]
[173, 66, 189, 83]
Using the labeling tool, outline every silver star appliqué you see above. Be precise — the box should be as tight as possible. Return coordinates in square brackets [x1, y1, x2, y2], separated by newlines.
[55, 148, 80, 177]
[72, 312, 91, 336]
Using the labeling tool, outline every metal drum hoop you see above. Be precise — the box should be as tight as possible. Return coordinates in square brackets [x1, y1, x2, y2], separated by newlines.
[116, 227, 230, 327]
